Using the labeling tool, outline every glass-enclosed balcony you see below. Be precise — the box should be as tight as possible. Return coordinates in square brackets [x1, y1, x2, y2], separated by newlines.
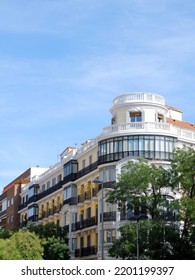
[98, 135, 177, 164]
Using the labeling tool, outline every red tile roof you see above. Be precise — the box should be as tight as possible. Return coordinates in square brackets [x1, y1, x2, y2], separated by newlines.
[166, 117, 195, 130]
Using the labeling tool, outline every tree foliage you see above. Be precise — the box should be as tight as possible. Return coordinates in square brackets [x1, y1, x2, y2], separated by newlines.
[0, 223, 69, 260]
[44, 237, 70, 260]
[107, 147, 195, 260]
[28, 223, 70, 260]
[107, 158, 172, 219]
[0, 230, 43, 260]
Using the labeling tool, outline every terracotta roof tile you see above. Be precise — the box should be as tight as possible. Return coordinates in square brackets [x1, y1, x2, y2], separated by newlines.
[166, 117, 195, 130]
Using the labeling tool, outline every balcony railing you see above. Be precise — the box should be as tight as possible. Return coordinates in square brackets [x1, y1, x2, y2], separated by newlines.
[101, 211, 116, 222]
[75, 246, 97, 258]
[103, 122, 171, 135]
[39, 204, 62, 220]
[102, 122, 195, 143]
[113, 93, 165, 106]
[19, 181, 63, 211]
[72, 216, 98, 232]
[63, 197, 77, 205]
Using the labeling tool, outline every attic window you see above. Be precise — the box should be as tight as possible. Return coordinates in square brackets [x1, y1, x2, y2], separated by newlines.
[130, 112, 142, 122]
[158, 114, 164, 123]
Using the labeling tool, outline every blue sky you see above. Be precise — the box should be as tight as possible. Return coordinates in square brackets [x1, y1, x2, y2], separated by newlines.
[0, 0, 195, 192]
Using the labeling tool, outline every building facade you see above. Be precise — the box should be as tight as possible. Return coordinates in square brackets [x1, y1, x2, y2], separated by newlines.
[0, 167, 48, 230]
[2, 92, 195, 259]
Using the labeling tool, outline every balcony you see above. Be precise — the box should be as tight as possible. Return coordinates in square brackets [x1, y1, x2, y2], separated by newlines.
[38, 204, 62, 221]
[103, 122, 171, 136]
[63, 197, 77, 205]
[97, 181, 115, 192]
[28, 195, 38, 204]
[37, 181, 63, 201]
[18, 202, 28, 211]
[113, 93, 165, 106]
[53, 204, 62, 216]
[77, 161, 98, 179]
[75, 246, 97, 258]
[102, 122, 195, 143]
[19, 181, 64, 211]
[78, 193, 85, 206]
[84, 190, 92, 203]
[101, 211, 116, 222]
[92, 186, 98, 200]
[28, 215, 38, 222]
[72, 216, 98, 232]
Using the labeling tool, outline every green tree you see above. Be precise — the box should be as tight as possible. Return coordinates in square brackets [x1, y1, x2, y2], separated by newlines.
[44, 237, 70, 260]
[0, 230, 43, 260]
[107, 148, 195, 260]
[107, 158, 171, 220]
[28, 223, 69, 260]
[169, 147, 195, 259]
[0, 229, 13, 239]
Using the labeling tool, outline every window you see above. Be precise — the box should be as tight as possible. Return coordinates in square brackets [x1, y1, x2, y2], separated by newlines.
[72, 213, 77, 223]
[64, 184, 77, 200]
[28, 187, 34, 198]
[158, 113, 164, 122]
[52, 177, 56, 186]
[111, 116, 116, 125]
[72, 238, 77, 251]
[64, 160, 78, 177]
[86, 207, 91, 219]
[82, 159, 86, 169]
[42, 184, 45, 192]
[105, 229, 116, 243]
[98, 135, 177, 164]
[28, 205, 38, 218]
[130, 112, 142, 122]
[28, 184, 39, 198]
[2, 200, 7, 211]
[89, 155, 93, 165]
[47, 181, 51, 189]
[57, 174, 62, 183]
[100, 166, 116, 182]
[87, 235, 91, 247]
[64, 187, 71, 200]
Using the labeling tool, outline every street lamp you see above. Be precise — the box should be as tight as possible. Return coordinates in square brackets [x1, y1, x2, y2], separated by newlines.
[129, 214, 148, 260]
[92, 178, 104, 260]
